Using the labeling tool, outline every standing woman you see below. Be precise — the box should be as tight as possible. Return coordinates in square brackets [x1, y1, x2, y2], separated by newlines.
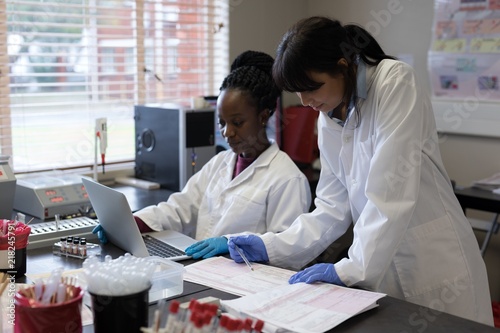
[228, 17, 493, 326]
[92, 50, 312, 260]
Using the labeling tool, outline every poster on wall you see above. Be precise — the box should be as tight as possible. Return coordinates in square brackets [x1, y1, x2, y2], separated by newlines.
[428, 0, 500, 100]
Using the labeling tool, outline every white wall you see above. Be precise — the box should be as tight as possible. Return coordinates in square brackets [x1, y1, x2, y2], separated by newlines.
[229, 0, 500, 301]
[228, 0, 307, 106]
[229, 0, 307, 60]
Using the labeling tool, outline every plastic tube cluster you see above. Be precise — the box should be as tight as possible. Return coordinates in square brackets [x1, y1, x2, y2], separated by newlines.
[83, 254, 155, 296]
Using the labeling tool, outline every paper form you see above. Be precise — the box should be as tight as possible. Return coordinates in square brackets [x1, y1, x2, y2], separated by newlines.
[221, 283, 386, 333]
[185, 257, 386, 332]
[183, 257, 295, 296]
[472, 172, 500, 191]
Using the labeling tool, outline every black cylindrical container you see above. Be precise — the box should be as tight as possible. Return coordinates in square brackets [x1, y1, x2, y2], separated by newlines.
[89, 286, 150, 333]
[0, 247, 27, 278]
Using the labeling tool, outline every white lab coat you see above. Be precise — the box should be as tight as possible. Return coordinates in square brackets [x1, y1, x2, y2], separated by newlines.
[134, 142, 311, 240]
[261, 60, 493, 325]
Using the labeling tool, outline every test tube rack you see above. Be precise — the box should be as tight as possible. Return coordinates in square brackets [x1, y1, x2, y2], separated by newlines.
[28, 216, 99, 249]
[52, 241, 101, 259]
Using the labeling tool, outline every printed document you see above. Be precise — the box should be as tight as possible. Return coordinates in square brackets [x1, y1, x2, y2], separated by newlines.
[184, 256, 294, 296]
[185, 257, 386, 333]
[472, 172, 500, 191]
[222, 283, 385, 333]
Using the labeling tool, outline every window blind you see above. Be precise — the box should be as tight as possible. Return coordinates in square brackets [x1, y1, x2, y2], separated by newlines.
[1, 0, 228, 173]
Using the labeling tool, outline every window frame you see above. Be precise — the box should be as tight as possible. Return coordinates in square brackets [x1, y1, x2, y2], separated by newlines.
[1, 0, 229, 174]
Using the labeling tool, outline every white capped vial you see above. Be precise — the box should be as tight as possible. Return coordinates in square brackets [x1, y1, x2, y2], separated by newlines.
[79, 238, 87, 257]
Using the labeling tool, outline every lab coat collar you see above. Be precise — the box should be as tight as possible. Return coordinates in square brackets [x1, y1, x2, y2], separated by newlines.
[355, 59, 381, 100]
[356, 59, 367, 100]
[342, 59, 375, 127]
[220, 141, 280, 189]
[332, 59, 369, 125]
[363, 60, 377, 97]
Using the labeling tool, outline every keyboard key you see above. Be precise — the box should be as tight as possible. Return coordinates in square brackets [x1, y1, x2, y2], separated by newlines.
[143, 235, 185, 258]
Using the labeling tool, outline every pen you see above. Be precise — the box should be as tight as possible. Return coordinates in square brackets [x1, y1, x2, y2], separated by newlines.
[234, 245, 254, 271]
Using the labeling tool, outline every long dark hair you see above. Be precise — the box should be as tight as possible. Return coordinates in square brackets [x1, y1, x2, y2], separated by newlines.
[273, 16, 396, 122]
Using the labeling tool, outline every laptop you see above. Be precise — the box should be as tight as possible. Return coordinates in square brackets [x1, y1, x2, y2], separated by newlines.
[82, 177, 197, 261]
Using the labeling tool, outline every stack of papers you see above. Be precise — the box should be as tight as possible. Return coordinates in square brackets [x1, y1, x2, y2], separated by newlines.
[472, 172, 500, 193]
[184, 257, 386, 333]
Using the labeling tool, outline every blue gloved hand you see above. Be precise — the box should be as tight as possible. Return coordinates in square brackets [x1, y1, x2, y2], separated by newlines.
[92, 224, 108, 244]
[228, 234, 269, 263]
[288, 263, 346, 286]
[185, 237, 228, 259]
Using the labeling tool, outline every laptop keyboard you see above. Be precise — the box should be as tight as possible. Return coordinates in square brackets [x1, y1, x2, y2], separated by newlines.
[143, 234, 186, 258]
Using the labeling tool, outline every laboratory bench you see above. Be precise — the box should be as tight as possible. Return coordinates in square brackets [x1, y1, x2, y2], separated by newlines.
[454, 186, 500, 256]
[18, 244, 498, 333]
[454, 186, 500, 215]
[10, 184, 499, 332]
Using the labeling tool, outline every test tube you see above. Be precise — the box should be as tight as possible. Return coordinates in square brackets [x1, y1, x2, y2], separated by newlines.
[253, 320, 264, 332]
[164, 300, 180, 331]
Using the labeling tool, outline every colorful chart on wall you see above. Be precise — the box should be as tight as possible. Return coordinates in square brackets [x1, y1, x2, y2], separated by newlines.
[429, 0, 500, 100]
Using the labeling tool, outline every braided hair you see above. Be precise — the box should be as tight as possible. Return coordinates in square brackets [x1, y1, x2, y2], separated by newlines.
[220, 50, 281, 116]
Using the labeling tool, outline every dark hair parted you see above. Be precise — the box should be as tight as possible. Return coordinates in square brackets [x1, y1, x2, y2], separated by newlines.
[273, 16, 396, 118]
[220, 50, 281, 116]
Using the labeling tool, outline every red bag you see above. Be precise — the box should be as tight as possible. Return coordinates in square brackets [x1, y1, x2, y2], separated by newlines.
[0, 220, 31, 250]
[493, 301, 500, 328]
[0, 220, 31, 277]
[281, 106, 319, 164]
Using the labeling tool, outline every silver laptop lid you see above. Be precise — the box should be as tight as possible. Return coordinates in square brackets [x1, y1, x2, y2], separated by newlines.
[82, 177, 149, 257]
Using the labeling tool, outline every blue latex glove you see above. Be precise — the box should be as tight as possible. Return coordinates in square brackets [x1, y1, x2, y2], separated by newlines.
[289, 263, 346, 286]
[228, 235, 269, 263]
[92, 224, 108, 244]
[185, 237, 228, 259]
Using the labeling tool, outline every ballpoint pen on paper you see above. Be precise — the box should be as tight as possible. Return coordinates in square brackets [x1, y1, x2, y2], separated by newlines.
[234, 245, 254, 271]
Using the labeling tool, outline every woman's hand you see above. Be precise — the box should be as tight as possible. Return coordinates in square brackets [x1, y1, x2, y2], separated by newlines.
[185, 237, 228, 259]
[289, 263, 345, 286]
[227, 235, 269, 263]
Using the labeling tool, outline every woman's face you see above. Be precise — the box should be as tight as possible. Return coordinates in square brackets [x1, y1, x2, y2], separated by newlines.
[217, 89, 269, 158]
[296, 71, 345, 113]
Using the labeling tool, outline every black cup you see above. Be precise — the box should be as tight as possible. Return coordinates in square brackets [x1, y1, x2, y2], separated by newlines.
[89, 286, 150, 333]
[0, 247, 27, 278]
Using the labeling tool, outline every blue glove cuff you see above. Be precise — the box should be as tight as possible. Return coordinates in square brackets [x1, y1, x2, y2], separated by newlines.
[92, 225, 108, 244]
[330, 265, 346, 287]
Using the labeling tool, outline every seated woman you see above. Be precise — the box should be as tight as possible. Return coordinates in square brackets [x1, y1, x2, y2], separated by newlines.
[94, 50, 311, 260]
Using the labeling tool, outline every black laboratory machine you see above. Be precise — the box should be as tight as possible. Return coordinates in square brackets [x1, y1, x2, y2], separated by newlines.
[134, 104, 216, 191]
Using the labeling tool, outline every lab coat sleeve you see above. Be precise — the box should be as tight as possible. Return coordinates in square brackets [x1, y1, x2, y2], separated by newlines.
[264, 172, 312, 234]
[335, 62, 425, 288]
[261, 149, 353, 271]
[133, 161, 211, 234]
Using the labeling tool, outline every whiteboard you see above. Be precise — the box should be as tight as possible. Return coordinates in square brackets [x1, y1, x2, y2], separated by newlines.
[432, 99, 500, 138]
